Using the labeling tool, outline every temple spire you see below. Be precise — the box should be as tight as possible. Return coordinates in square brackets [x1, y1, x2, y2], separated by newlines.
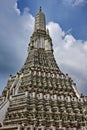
[34, 7, 46, 32]
[0, 7, 87, 130]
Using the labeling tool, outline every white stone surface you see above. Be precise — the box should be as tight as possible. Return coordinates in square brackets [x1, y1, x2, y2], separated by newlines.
[0, 100, 9, 125]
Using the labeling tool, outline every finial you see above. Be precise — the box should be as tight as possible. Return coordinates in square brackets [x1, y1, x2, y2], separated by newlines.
[39, 6, 42, 12]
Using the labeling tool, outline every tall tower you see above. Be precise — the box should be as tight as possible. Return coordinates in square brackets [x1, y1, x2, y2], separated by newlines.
[0, 7, 87, 130]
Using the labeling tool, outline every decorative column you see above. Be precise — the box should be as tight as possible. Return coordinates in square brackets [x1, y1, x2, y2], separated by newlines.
[18, 124, 25, 130]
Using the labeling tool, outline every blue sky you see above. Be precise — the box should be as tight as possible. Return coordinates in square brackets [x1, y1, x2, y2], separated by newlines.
[0, 0, 87, 95]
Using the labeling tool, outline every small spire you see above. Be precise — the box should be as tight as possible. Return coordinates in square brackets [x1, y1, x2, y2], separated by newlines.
[39, 6, 42, 12]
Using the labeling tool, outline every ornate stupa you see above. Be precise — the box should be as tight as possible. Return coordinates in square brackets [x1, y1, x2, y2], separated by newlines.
[0, 7, 87, 130]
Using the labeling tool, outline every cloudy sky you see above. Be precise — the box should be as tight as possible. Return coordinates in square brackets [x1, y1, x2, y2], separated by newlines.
[0, 0, 87, 95]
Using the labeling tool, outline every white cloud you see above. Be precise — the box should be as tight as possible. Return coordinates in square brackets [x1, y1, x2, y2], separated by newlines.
[64, 35, 76, 49]
[14, 2, 20, 15]
[0, 0, 34, 94]
[63, 0, 87, 6]
[47, 22, 87, 95]
[84, 41, 87, 50]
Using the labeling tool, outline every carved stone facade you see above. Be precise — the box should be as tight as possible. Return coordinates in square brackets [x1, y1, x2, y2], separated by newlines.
[0, 7, 87, 130]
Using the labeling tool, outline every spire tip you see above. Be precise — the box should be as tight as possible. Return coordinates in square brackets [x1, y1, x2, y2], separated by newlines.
[39, 6, 42, 12]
